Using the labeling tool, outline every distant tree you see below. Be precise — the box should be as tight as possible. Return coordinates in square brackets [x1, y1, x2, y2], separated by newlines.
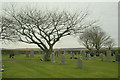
[79, 26, 110, 53]
[1, 6, 96, 61]
[104, 38, 115, 50]
[78, 28, 94, 53]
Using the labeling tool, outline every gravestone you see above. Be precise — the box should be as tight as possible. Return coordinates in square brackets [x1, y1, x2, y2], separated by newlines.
[42, 54, 45, 61]
[30, 50, 34, 58]
[78, 55, 83, 69]
[93, 55, 96, 60]
[61, 54, 65, 64]
[93, 51, 96, 60]
[81, 51, 86, 60]
[87, 54, 91, 60]
[100, 53, 104, 61]
[26, 51, 29, 58]
[106, 50, 112, 62]
[64, 51, 66, 54]
[51, 53, 55, 63]
[58, 50, 61, 57]
[72, 52, 74, 59]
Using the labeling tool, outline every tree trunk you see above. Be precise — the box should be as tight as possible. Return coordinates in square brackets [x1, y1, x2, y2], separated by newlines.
[44, 53, 51, 61]
[44, 47, 53, 61]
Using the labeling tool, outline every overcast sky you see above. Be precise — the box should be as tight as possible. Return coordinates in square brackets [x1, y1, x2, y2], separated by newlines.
[1, 1, 118, 49]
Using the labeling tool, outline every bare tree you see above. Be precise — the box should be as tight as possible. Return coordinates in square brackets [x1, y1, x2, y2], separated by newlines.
[0, 16, 17, 40]
[104, 38, 115, 50]
[79, 26, 110, 53]
[78, 29, 94, 52]
[92, 27, 110, 53]
[1, 6, 96, 61]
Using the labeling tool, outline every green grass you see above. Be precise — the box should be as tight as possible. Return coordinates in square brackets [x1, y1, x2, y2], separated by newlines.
[1, 54, 118, 78]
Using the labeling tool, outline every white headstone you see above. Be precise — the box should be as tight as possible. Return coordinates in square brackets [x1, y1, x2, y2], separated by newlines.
[61, 54, 65, 64]
[42, 54, 45, 61]
[106, 50, 112, 62]
[72, 52, 74, 59]
[87, 54, 91, 60]
[78, 55, 83, 68]
[93, 51, 96, 60]
[82, 51, 86, 60]
[93, 55, 96, 60]
[64, 51, 66, 54]
[100, 53, 104, 61]
[30, 50, 34, 58]
[51, 53, 55, 63]
[26, 51, 29, 58]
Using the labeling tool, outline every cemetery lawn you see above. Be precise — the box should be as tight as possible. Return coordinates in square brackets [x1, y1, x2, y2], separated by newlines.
[2, 54, 118, 78]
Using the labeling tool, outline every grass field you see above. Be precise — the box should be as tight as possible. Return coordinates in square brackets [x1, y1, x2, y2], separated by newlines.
[1, 53, 118, 78]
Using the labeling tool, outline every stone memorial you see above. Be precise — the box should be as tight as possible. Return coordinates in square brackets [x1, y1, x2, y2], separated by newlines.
[64, 51, 66, 54]
[72, 52, 74, 59]
[30, 50, 34, 58]
[78, 55, 83, 69]
[42, 54, 46, 61]
[93, 51, 96, 60]
[61, 54, 65, 64]
[100, 53, 104, 61]
[26, 51, 29, 58]
[87, 54, 91, 60]
[93, 54, 96, 60]
[106, 50, 112, 62]
[81, 51, 86, 60]
[51, 53, 55, 63]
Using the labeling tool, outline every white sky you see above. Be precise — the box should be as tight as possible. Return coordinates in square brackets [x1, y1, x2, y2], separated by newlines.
[0, 1, 118, 49]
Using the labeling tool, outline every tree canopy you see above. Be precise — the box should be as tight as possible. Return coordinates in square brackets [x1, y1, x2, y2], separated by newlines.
[1, 6, 96, 60]
[78, 26, 115, 53]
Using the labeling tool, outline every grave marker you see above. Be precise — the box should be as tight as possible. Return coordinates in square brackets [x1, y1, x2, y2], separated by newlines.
[100, 53, 104, 61]
[78, 55, 83, 69]
[93, 55, 96, 60]
[72, 52, 74, 59]
[93, 51, 96, 60]
[30, 50, 34, 58]
[51, 52, 55, 63]
[61, 54, 65, 64]
[106, 50, 112, 62]
[87, 54, 91, 60]
[42, 54, 45, 61]
[81, 51, 86, 60]
[26, 51, 29, 58]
